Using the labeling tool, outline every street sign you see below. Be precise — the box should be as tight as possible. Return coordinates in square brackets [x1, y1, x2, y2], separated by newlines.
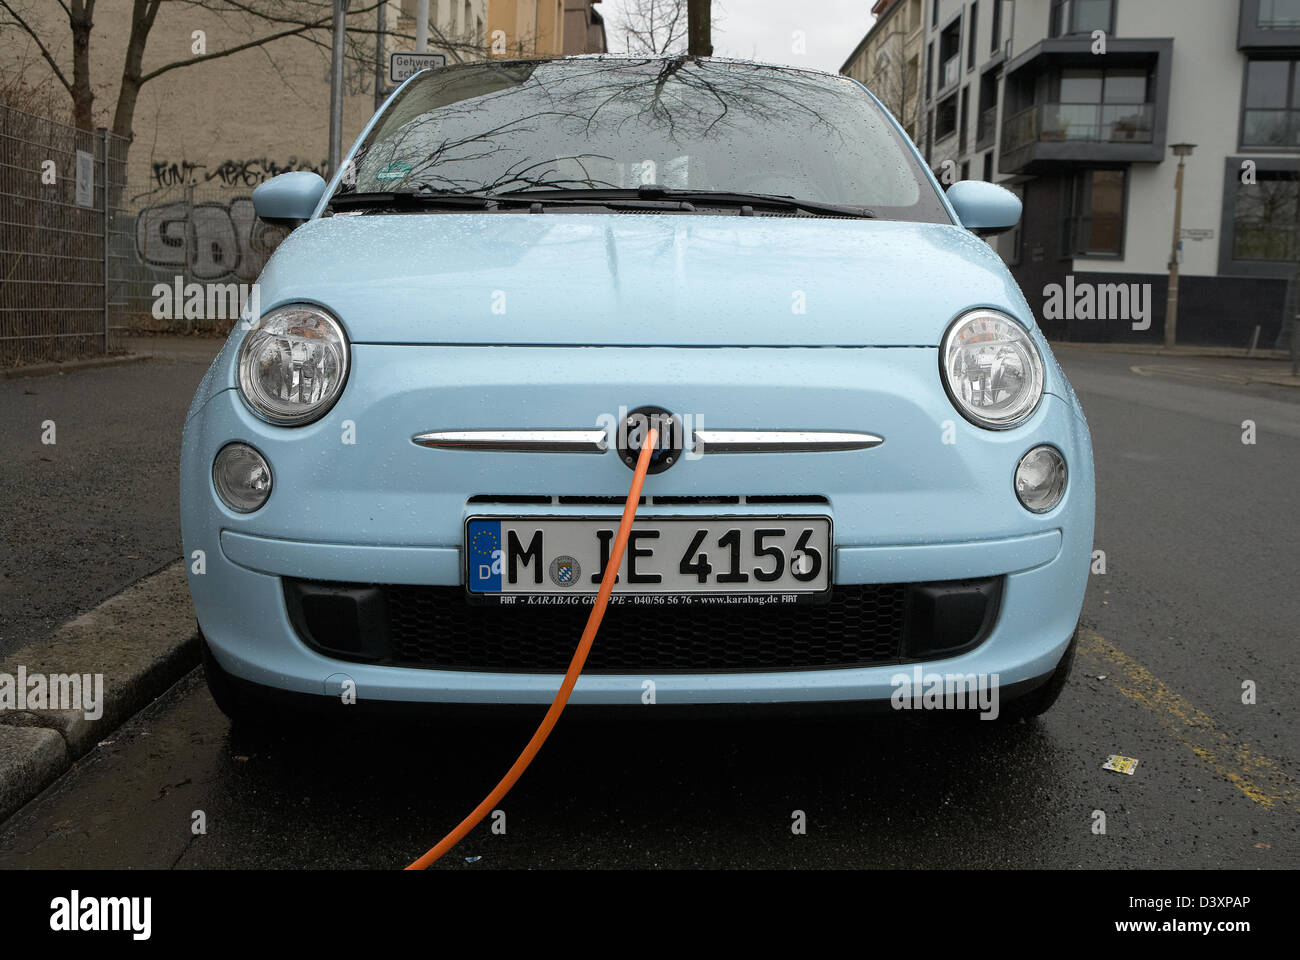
[390, 52, 447, 83]
[75, 150, 94, 208]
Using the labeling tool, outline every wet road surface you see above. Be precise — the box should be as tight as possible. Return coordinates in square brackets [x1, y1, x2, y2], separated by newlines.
[1, 346, 1296, 868]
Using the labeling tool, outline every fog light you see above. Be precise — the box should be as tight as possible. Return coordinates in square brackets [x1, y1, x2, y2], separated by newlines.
[1015, 445, 1066, 513]
[213, 443, 272, 513]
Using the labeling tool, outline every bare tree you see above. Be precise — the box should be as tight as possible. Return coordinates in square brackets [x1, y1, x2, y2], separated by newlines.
[615, 0, 689, 55]
[687, 0, 710, 57]
[865, 26, 921, 144]
[0, 0, 493, 144]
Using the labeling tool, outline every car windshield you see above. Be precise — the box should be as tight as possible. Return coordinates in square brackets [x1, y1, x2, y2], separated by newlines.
[337, 57, 949, 223]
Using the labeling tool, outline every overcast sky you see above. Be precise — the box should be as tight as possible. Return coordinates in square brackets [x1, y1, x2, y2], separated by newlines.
[599, 0, 877, 74]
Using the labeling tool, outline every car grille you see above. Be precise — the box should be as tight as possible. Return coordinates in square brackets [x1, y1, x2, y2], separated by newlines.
[384, 584, 906, 673]
[284, 577, 1003, 674]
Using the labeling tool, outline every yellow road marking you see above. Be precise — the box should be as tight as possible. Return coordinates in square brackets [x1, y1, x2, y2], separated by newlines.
[1129, 364, 1251, 384]
[1078, 629, 1299, 813]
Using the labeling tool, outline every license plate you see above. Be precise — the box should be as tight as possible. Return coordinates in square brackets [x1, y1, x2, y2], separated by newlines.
[465, 516, 832, 604]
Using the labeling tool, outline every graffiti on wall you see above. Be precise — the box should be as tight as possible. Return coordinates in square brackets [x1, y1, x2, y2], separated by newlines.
[134, 196, 289, 284]
[151, 156, 327, 189]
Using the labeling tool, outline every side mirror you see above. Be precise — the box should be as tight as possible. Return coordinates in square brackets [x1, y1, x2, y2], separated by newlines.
[253, 171, 327, 227]
[946, 180, 1021, 236]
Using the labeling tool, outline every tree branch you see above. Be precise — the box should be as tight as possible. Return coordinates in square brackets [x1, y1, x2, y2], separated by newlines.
[0, 0, 73, 93]
[138, 19, 325, 84]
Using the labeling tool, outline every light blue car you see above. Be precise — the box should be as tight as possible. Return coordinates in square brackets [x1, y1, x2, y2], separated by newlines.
[181, 56, 1094, 725]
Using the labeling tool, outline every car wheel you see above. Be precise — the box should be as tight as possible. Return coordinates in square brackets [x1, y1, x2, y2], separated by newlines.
[200, 632, 271, 728]
[999, 626, 1078, 721]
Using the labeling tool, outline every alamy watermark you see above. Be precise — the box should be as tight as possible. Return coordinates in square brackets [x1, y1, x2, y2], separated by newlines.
[890, 666, 1001, 720]
[1043, 276, 1152, 331]
[0, 667, 103, 720]
[152, 276, 260, 323]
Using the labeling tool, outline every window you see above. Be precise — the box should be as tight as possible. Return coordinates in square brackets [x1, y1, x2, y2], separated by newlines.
[991, 0, 1002, 53]
[936, 92, 959, 139]
[976, 68, 999, 144]
[1258, 0, 1300, 29]
[1048, 67, 1152, 142]
[1049, 0, 1114, 37]
[968, 3, 979, 70]
[1063, 169, 1126, 256]
[959, 85, 969, 151]
[982, 151, 994, 181]
[1233, 169, 1300, 260]
[926, 40, 934, 99]
[1243, 59, 1300, 147]
[932, 0, 939, 28]
[938, 17, 963, 92]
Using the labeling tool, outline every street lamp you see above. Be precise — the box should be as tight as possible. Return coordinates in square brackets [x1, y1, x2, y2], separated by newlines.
[1164, 142, 1197, 349]
[328, 0, 349, 177]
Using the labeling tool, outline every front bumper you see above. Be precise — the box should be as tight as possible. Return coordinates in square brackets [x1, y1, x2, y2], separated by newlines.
[181, 345, 1094, 706]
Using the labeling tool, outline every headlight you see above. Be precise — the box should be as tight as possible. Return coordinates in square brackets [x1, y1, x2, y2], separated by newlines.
[1015, 445, 1067, 513]
[238, 304, 349, 425]
[213, 443, 273, 513]
[940, 310, 1044, 429]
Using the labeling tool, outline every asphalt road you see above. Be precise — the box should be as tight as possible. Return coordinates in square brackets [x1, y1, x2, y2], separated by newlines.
[0, 354, 213, 658]
[0, 345, 1296, 869]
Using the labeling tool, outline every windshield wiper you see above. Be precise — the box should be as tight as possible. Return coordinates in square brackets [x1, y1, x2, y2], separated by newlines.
[329, 186, 875, 219]
[490, 186, 876, 219]
[328, 190, 500, 211]
[327, 188, 689, 215]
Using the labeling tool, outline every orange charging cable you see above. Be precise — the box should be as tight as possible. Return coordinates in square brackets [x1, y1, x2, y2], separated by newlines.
[405, 427, 658, 870]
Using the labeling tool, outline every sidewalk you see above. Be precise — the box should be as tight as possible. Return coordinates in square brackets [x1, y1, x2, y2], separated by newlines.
[123, 334, 225, 363]
[1050, 341, 1300, 389]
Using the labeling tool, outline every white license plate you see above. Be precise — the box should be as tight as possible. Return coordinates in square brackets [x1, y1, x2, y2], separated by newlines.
[465, 516, 832, 604]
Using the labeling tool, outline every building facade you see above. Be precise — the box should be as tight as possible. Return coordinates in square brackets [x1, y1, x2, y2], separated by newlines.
[0, 0, 604, 332]
[564, 0, 609, 55]
[486, 0, 606, 58]
[840, 0, 926, 141]
[898, 0, 1300, 347]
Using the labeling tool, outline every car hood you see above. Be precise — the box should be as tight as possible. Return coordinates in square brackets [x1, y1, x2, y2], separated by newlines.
[257, 212, 1031, 347]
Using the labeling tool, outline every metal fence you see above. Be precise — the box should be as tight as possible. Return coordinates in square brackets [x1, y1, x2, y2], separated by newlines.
[120, 179, 288, 335]
[0, 105, 129, 366]
[1, 105, 288, 366]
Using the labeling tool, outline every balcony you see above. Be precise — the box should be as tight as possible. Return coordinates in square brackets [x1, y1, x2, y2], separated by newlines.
[1240, 0, 1300, 49]
[1002, 103, 1155, 152]
[998, 37, 1171, 174]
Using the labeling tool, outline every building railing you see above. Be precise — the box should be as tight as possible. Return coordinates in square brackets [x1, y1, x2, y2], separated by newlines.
[1001, 102, 1155, 153]
[939, 53, 961, 91]
[976, 105, 998, 147]
[1258, 0, 1300, 28]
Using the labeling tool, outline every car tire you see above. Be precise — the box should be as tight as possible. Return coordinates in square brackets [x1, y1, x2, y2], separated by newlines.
[999, 626, 1078, 721]
[200, 632, 271, 727]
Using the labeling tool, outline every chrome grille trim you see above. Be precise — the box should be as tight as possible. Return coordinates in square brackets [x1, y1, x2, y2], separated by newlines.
[692, 430, 883, 453]
[414, 429, 882, 455]
[412, 429, 608, 453]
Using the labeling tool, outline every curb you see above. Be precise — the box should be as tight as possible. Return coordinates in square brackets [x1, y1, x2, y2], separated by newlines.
[1049, 341, 1294, 362]
[0, 354, 147, 379]
[0, 561, 198, 822]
